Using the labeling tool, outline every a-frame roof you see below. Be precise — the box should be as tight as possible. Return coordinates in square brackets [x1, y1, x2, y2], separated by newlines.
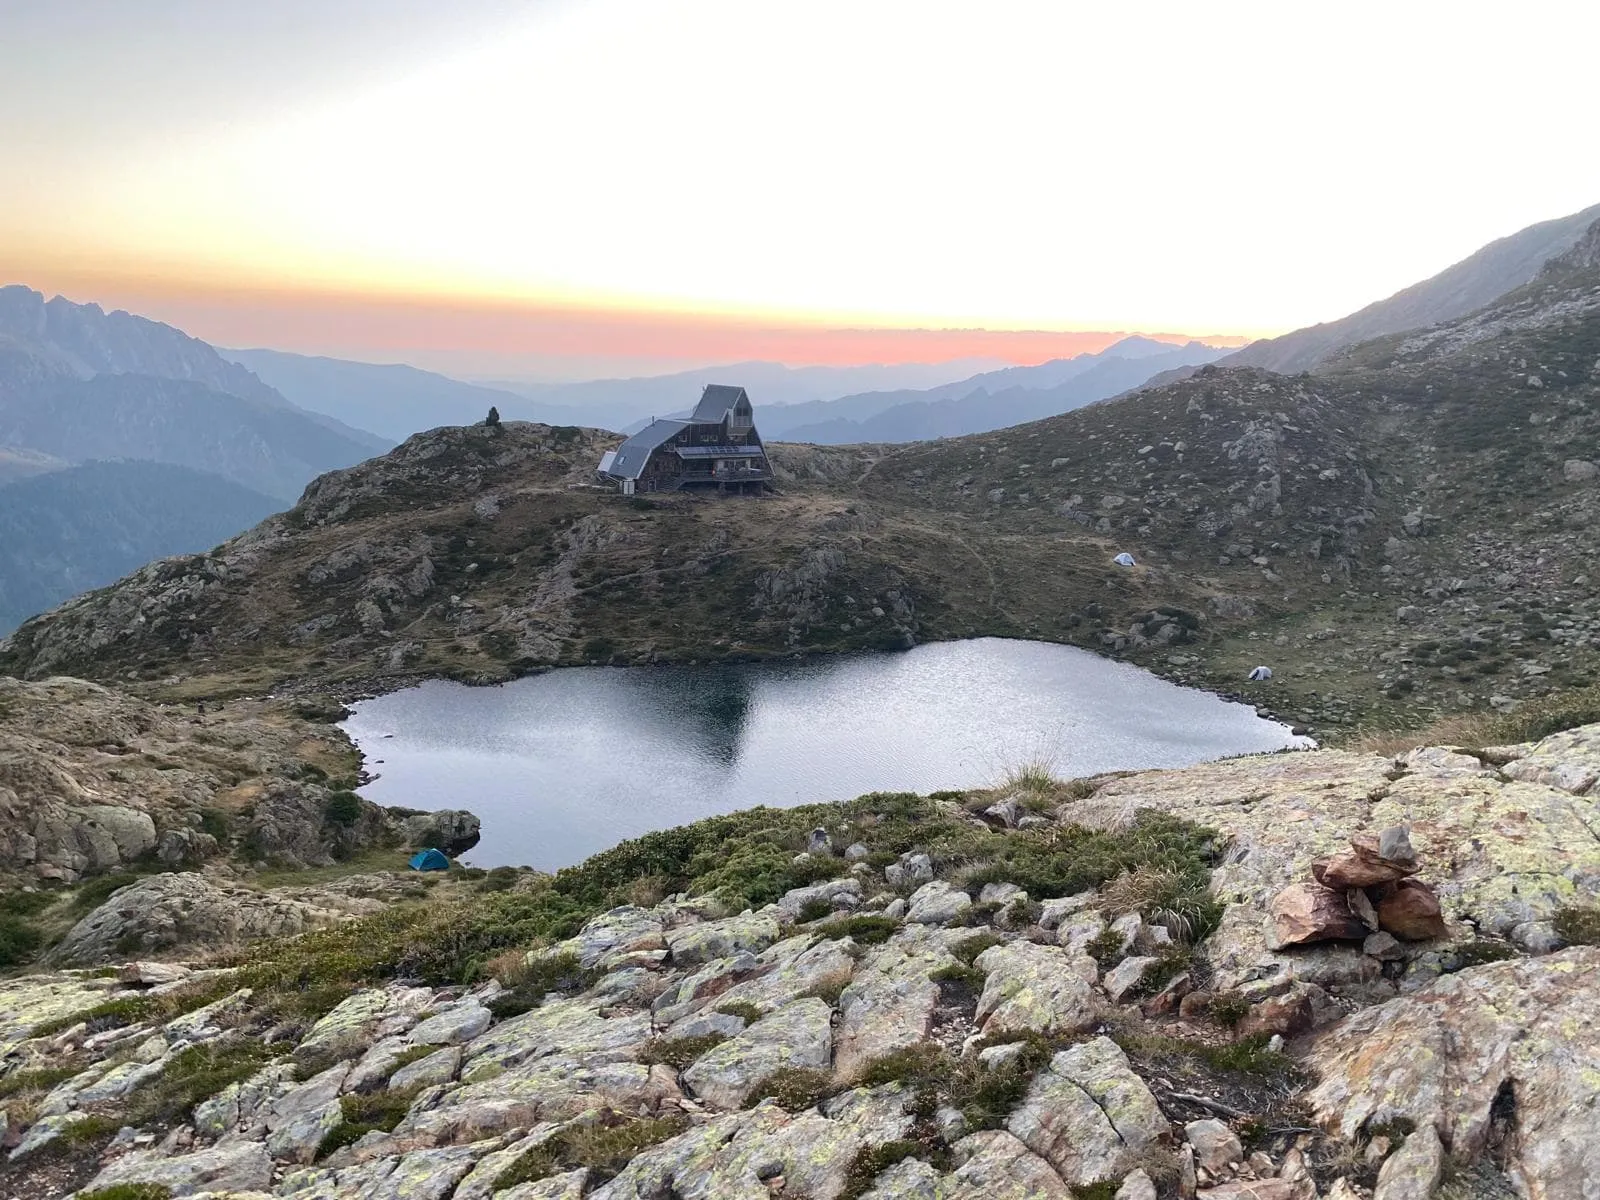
[608, 418, 688, 480]
[689, 384, 749, 424]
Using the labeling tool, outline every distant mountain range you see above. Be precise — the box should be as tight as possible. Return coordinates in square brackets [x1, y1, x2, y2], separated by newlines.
[0, 285, 390, 632]
[0, 460, 282, 634]
[226, 350, 1008, 442]
[756, 337, 1230, 442]
[0, 286, 388, 501]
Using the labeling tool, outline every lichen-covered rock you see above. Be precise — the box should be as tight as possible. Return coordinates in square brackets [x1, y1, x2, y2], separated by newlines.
[390, 1045, 462, 1091]
[545, 905, 665, 970]
[1073, 742, 1600, 991]
[266, 1062, 351, 1163]
[297, 987, 433, 1062]
[0, 971, 114, 1056]
[1005, 1036, 1167, 1188]
[945, 1129, 1073, 1199]
[408, 998, 492, 1046]
[1372, 1124, 1444, 1200]
[777, 878, 863, 922]
[665, 911, 780, 967]
[834, 927, 959, 1078]
[973, 941, 1098, 1037]
[80, 1141, 274, 1195]
[682, 997, 833, 1109]
[591, 1102, 883, 1200]
[45, 871, 385, 966]
[1307, 948, 1600, 1196]
[905, 879, 973, 926]
[703, 934, 856, 1018]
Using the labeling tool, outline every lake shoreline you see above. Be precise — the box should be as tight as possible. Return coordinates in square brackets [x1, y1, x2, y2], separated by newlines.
[341, 638, 1311, 871]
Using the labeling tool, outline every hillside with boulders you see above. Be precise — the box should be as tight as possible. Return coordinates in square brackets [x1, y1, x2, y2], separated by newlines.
[8, 219, 1600, 739]
[3, 710, 1600, 1198]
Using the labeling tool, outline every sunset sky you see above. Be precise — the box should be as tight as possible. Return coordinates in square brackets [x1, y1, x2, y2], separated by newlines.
[5, 0, 1599, 378]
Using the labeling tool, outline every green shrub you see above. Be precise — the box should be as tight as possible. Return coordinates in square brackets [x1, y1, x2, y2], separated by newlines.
[0, 1062, 84, 1100]
[493, 1114, 688, 1190]
[1446, 940, 1519, 970]
[796, 898, 835, 923]
[950, 932, 1003, 965]
[317, 1087, 420, 1158]
[1553, 905, 1600, 946]
[742, 1066, 835, 1110]
[1210, 992, 1251, 1027]
[821, 915, 899, 945]
[78, 1186, 175, 1200]
[0, 912, 44, 968]
[841, 1141, 924, 1200]
[929, 963, 986, 989]
[198, 807, 232, 842]
[323, 791, 364, 826]
[638, 1033, 728, 1069]
[128, 1040, 277, 1125]
[486, 951, 601, 1018]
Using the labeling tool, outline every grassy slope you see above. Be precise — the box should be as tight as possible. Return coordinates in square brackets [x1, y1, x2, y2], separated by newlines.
[2, 255, 1599, 739]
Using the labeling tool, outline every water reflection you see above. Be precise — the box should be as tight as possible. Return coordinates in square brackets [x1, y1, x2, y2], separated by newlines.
[343, 638, 1309, 871]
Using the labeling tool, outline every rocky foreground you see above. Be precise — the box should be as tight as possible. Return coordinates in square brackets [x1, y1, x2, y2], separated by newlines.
[5, 721, 1600, 1199]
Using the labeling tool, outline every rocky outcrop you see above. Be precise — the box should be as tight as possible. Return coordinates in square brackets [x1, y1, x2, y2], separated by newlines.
[45, 872, 416, 966]
[0, 676, 422, 885]
[10, 722, 1600, 1197]
[1307, 948, 1600, 1196]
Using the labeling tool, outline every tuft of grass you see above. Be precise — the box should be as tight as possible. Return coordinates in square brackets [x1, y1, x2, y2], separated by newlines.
[29, 977, 237, 1040]
[742, 1066, 836, 1110]
[78, 1186, 176, 1200]
[713, 1001, 764, 1023]
[799, 977, 850, 1007]
[1210, 992, 1251, 1027]
[1100, 865, 1222, 945]
[485, 951, 602, 1019]
[1116, 1030, 1297, 1079]
[0, 1063, 84, 1101]
[796, 898, 835, 923]
[929, 963, 986, 989]
[316, 1087, 420, 1158]
[950, 932, 1004, 965]
[127, 1040, 278, 1126]
[638, 1033, 729, 1069]
[492, 1113, 688, 1190]
[1553, 905, 1600, 946]
[855, 1039, 1054, 1132]
[841, 1141, 925, 1200]
[820, 915, 900, 945]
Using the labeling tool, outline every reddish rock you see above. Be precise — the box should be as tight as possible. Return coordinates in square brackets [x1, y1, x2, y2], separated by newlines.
[1237, 985, 1314, 1039]
[1377, 879, 1447, 941]
[1312, 832, 1419, 890]
[1178, 990, 1214, 1021]
[1269, 881, 1369, 947]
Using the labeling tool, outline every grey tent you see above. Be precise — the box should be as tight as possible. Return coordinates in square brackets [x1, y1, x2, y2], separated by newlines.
[1248, 666, 1273, 681]
[1113, 552, 1136, 567]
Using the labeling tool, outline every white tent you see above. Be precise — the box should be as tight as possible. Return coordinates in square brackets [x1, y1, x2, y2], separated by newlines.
[1113, 552, 1136, 567]
[1248, 665, 1273, 681]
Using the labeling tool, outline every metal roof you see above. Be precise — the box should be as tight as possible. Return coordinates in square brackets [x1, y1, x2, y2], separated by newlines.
[675, 444, 763, 458]
[690, 384, 749, 424]
[605, 419, 688, 480]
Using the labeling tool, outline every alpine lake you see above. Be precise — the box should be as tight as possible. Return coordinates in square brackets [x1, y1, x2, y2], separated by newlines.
[342, 637, 1311, 871]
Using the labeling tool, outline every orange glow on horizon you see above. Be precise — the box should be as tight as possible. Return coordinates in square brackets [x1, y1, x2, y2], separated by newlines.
[7, 262, 1256, 375]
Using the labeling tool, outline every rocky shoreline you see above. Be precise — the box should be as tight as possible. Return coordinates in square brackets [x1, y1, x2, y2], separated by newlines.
[3, 710, 1600, 1198]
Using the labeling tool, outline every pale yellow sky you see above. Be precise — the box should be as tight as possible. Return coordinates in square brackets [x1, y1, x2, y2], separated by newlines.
[4, 0, 1599, 367]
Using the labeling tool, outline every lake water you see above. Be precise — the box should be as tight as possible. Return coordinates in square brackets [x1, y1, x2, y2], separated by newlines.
[342, 638, 1309, 871]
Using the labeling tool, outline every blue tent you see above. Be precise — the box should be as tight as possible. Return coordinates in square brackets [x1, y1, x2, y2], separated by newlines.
[409, 848, 450, 871]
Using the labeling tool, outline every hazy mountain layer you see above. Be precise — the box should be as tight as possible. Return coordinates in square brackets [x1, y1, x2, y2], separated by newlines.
[0, 373, 384, 502]
[0, 460, 281, 634]
[770, 340, 1230, 442]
